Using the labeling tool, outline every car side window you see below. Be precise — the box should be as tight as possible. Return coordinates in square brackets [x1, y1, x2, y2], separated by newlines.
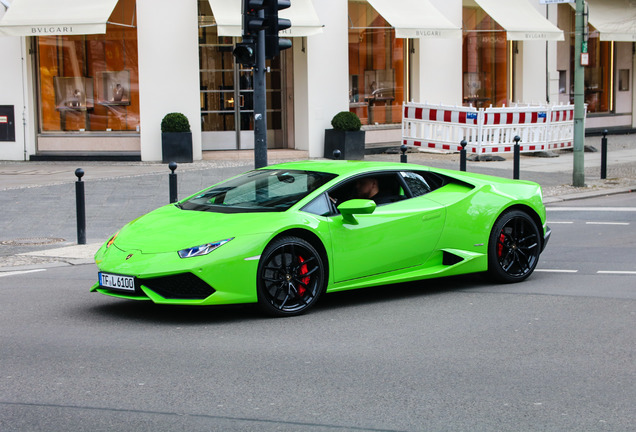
[400, 171, 432, 197]
[401, 171, 448, 197]
[301, 193, 333, 216]
[327, 172, 406, 207]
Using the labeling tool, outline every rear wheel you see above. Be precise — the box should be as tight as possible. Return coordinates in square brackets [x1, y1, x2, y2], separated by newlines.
[257, 236, 326, 317]
[488, 210, 541, 283]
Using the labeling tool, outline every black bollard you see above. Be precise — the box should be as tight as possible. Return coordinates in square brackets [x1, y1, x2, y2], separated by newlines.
[169, 162, 178, 203]
[400, 144, 408, 163]
[513, 135, 521, 180]
[601, 129, 608, 179]
[460, 139, 467, 172]
[75, 168, 86, 245]
[332, 149, 342, 160]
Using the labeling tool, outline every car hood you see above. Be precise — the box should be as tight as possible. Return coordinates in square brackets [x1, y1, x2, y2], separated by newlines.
[114, 204, 280, 253]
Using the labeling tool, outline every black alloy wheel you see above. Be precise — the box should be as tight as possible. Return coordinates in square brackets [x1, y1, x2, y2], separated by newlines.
[488, 210, 541, 283]
[257, 236, 326, 317]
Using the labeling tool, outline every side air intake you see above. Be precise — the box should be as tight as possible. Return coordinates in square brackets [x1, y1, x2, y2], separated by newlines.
[442, 251, 464, 266]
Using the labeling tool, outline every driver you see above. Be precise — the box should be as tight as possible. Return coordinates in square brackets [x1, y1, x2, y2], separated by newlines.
[355, 177, 391, 204]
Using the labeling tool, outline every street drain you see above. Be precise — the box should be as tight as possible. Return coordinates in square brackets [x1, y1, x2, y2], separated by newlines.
[0, 237, 66, 246]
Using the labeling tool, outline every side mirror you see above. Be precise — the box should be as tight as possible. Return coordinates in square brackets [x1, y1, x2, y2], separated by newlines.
[337, 199, 376, 224]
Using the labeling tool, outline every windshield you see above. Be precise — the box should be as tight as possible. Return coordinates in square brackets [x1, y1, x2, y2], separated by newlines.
[180, 169, 337, 213]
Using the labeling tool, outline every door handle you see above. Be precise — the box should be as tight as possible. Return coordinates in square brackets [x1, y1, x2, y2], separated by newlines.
[422, 210, 442, 221]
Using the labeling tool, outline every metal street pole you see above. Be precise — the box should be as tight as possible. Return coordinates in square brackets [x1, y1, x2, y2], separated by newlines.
[573, 0, 586, 187]
[253, 9, 268, 169]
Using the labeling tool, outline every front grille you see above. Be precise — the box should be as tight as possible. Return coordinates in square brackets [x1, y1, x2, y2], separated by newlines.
[137, 273, 216, 300]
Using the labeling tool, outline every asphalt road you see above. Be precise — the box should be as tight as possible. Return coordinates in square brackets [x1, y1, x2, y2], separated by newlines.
[0, 194, 634, 432]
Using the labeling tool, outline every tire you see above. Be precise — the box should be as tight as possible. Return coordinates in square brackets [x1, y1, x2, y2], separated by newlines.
[257, 236, 326, 317]
[488, 210, 541, 283]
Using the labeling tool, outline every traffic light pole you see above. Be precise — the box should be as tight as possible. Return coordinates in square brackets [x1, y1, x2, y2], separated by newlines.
[573, 0, 585, 187]
[253, 12, 268, 169]
[235, 0, 291, 169]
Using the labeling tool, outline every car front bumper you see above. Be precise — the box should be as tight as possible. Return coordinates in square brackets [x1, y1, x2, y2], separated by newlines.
[91, 239, 262, 306]
[542, 225, 551, 252]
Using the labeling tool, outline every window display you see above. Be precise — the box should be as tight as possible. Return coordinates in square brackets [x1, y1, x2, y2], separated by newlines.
[98, 71, 131, 105]
[462, 5, 509, 108]
[53, 77, 94, 110]
[348, 1, 405, 126]
[36, 0, 138, 133]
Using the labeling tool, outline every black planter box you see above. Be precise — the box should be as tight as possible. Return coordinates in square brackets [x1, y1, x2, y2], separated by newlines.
[323, 129, 365, 160]
[162, 132, 193, 163]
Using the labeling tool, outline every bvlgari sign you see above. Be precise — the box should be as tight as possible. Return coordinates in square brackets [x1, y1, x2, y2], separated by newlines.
[415, 30, 443, 37]
[31, 26, 74, 34]
[525, 33, 548, 39]
[396, 28, 462, 39]
[0, 0, 119, 37]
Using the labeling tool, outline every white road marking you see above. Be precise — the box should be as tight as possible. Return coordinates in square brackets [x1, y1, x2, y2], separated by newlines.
[536, 269, 636, 275]
[547, 207, 636, 212]
[535, 269, 578, 273]
[597, 271, 636, 275]
[0, 269, 47, 278]
[585, 222, 630, 225]
[548, 221, 574, 224]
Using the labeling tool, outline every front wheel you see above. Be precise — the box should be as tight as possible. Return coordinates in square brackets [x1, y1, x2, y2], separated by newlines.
[488, 210, 541, 283]
[257, 236, 326, 317]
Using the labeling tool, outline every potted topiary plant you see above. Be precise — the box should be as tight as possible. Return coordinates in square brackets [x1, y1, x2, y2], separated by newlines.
[324, 111, 365, 160]
[161, 112, 193, 163]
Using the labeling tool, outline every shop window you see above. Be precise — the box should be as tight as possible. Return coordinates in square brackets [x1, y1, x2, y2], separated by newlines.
[348, 1, 405, 126]
[619, 69, 629, 92]
[569, 27, 611, 113]
[36, 0, 139, 133]
[462, 5, 508, 108]
[559, 70, 567, 94]
[562, 3, 612, 115]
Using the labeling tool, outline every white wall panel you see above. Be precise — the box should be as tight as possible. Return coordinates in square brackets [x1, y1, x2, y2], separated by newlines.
[136, 0, 201, 161]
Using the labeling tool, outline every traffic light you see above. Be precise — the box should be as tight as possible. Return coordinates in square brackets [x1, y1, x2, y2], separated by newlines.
[264, 0, 292, 60]
[233, 0, 267, 66]
[242, 0, 267, 39]
[233, 41, 256, 67]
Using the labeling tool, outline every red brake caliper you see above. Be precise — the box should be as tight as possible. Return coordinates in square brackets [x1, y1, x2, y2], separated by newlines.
[298, 256, 309, 296]
[497, 232, 505, 257]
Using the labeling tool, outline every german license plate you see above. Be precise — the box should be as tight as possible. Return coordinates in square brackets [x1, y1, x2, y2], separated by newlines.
[99, 272, 135, 292]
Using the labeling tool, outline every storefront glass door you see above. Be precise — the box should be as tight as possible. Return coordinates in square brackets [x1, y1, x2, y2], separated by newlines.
[198, 1, 289, 151]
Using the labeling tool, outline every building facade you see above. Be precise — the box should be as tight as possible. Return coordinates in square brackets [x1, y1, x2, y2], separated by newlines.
[0, 0, 634, 161]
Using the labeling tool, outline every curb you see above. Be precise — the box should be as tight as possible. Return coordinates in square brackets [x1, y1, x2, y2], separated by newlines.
[544, 186, 635, 204]
[0, 243, 100, 273]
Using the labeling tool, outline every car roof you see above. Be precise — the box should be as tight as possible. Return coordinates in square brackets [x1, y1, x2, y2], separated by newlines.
[262, 160, 430, 177]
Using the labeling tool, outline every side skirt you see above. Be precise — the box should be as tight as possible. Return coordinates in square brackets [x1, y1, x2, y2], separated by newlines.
[326, 249, 487, 293]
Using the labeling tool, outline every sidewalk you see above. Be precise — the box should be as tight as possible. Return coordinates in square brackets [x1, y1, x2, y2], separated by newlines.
[1, 136, 635, 272]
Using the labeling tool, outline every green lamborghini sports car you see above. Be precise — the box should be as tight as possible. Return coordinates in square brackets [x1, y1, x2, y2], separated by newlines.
[92, 160, 550, 316]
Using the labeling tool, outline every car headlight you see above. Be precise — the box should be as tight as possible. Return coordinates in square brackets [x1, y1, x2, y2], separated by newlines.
[178, 238, 233, 258]
[106, 231, 119, 249]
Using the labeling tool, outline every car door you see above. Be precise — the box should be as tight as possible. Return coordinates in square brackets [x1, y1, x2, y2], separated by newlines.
[328, 178, 446, 283]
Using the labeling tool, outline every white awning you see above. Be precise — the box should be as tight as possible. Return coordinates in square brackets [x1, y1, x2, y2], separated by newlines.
[0, 0, 119, 36]
[207, 0, 322, 38]
[367, 0, 461, 39]
[580, 0, 636, 42]
[474, 0, 564, 41]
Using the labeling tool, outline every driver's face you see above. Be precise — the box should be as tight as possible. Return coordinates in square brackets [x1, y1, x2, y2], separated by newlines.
[355, 177, 377, 199]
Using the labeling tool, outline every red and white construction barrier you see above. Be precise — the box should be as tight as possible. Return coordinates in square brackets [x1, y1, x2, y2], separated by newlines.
[402, 104, 480, 153]
[546, 105, 576, 150]
[402, 102, 581, 154]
